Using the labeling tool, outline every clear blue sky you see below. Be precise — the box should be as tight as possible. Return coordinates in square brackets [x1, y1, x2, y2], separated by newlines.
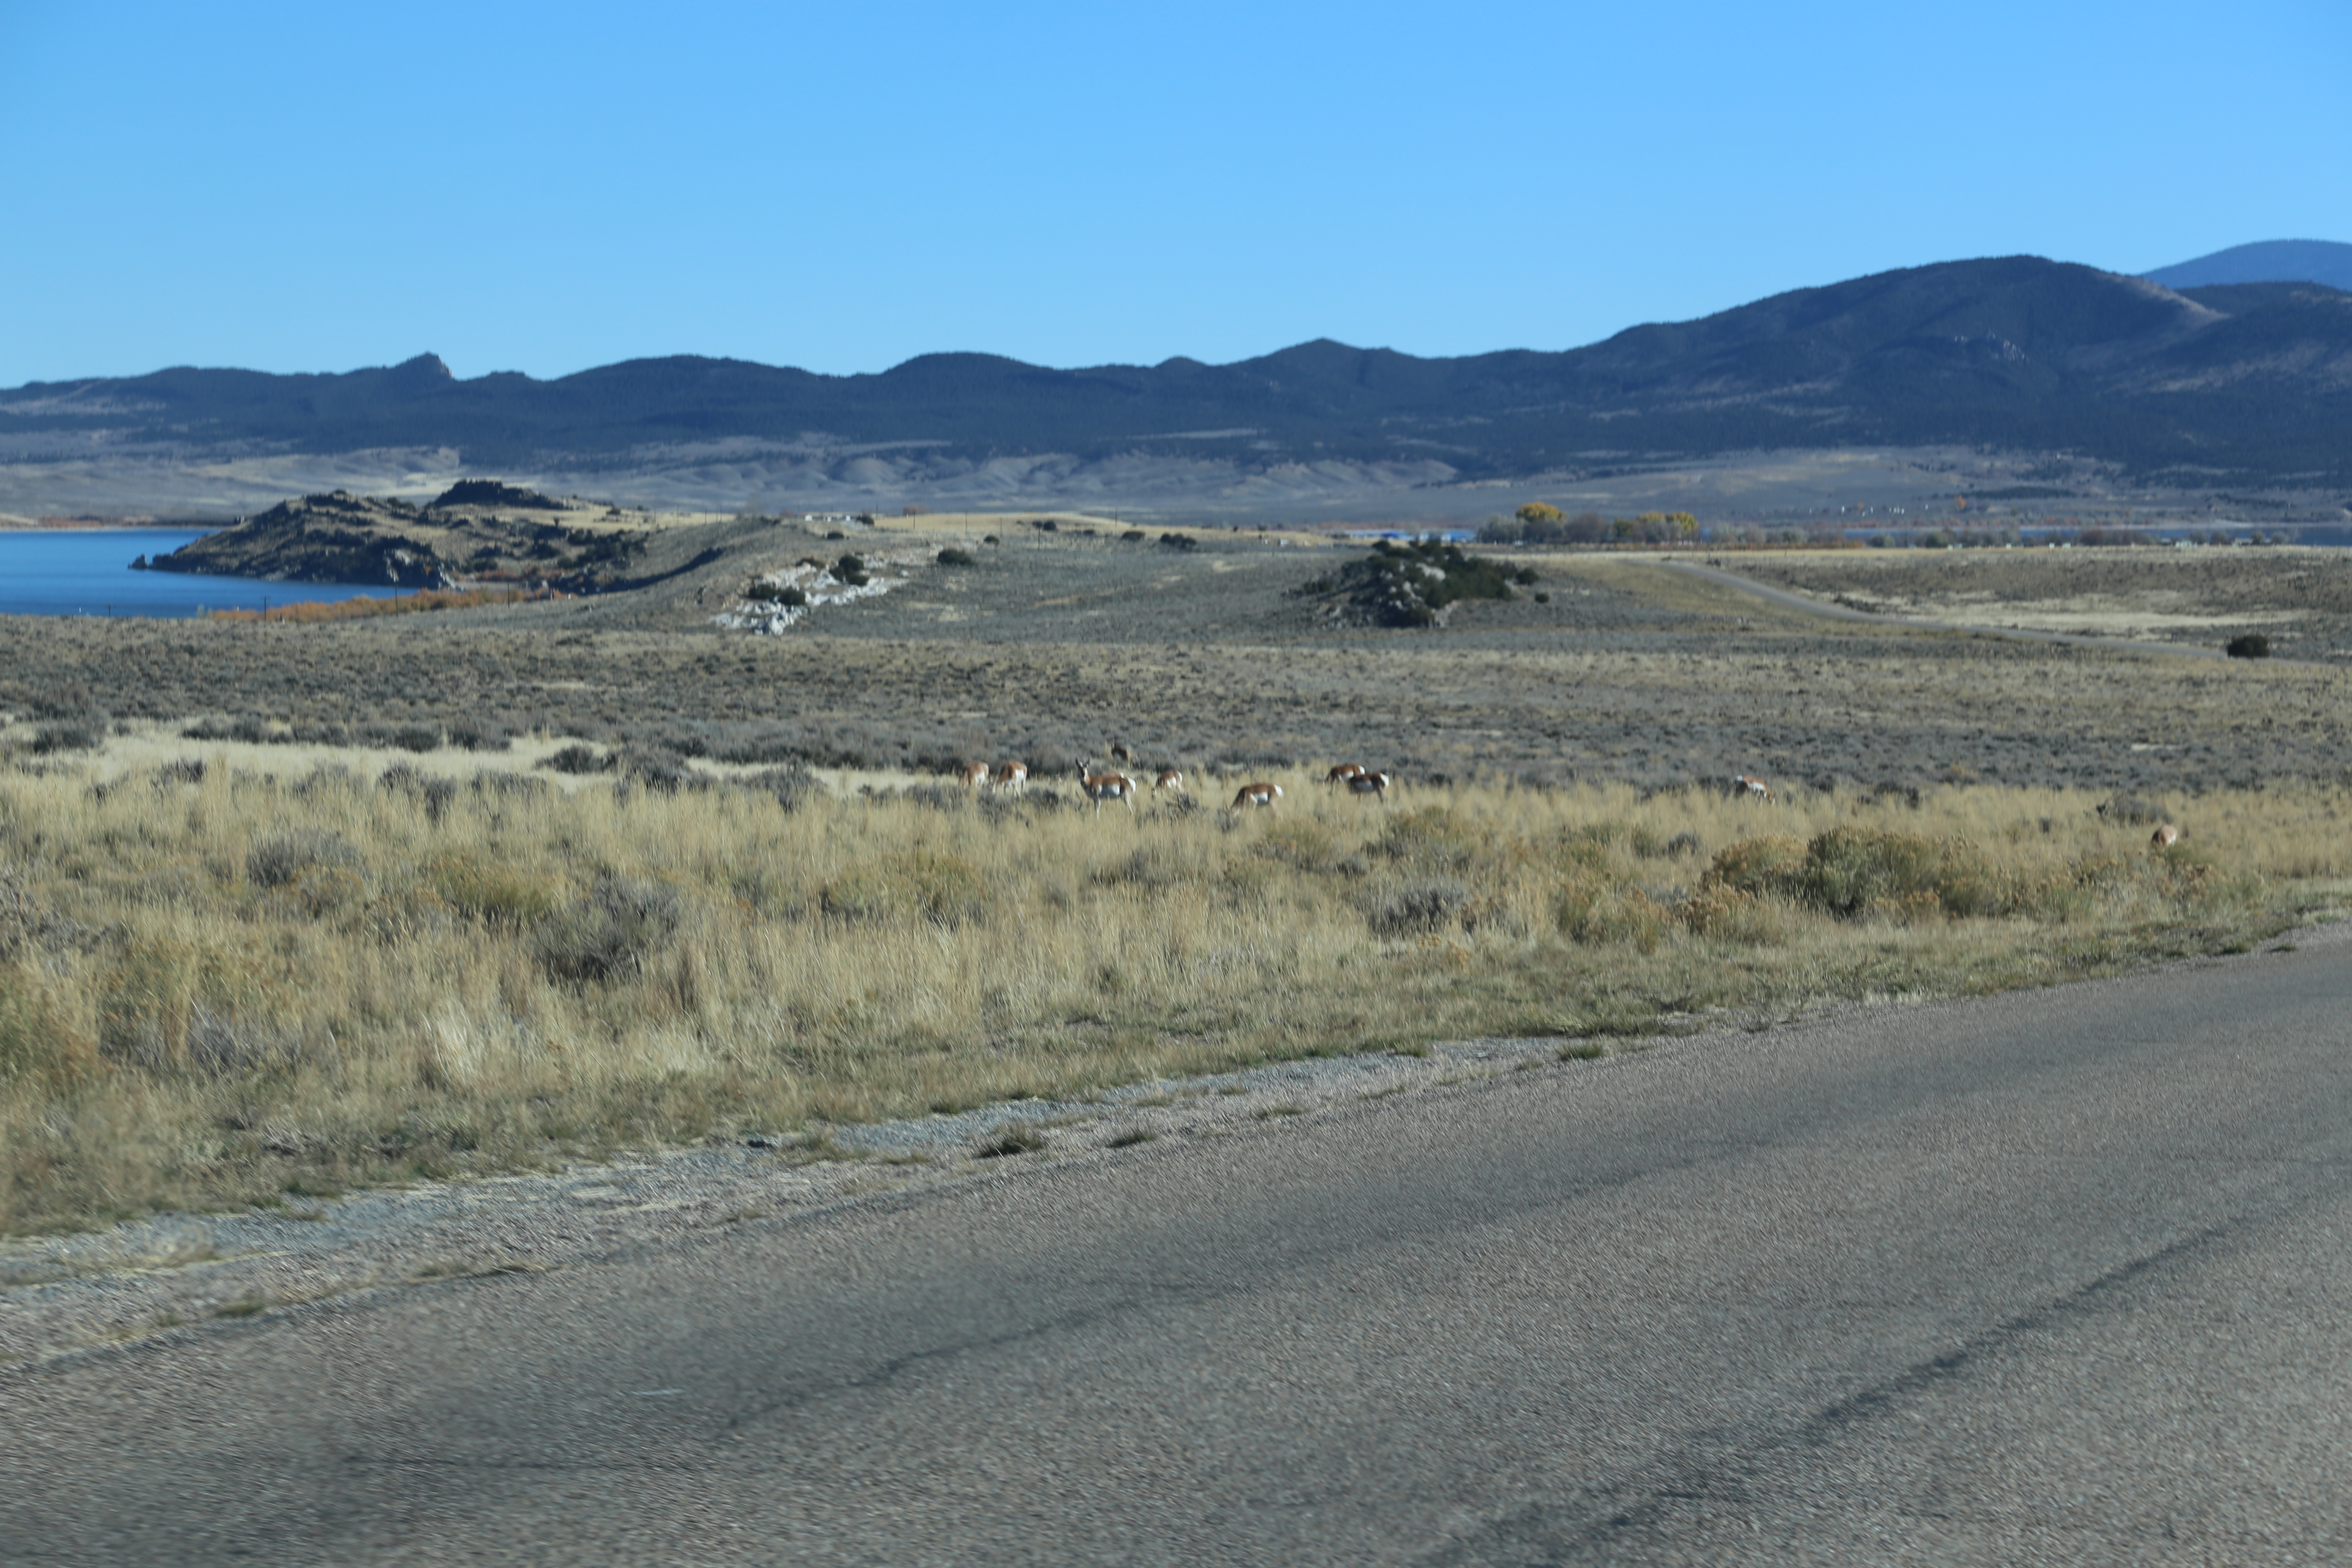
[3, 0, 2346, 386]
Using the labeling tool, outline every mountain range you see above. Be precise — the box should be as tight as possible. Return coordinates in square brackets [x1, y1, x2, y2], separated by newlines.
[5, 248, 2349, 516]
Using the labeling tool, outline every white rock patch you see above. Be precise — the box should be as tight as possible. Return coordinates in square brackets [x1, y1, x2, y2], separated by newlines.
[715, 549, 931, 634]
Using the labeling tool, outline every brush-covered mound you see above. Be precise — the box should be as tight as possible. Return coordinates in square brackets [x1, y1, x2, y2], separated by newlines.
[138, 486, 651, 591]
[1295, 539, 1539, 628]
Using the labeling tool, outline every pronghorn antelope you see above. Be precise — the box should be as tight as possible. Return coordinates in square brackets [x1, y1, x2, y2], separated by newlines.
[1346, 769, 1390, 803]
[1110, 743, 1135, 764]
[959, 760, 991, 789]
[1731, 774, 1772, 802]
[990, 760, 1028, 794]
[1075, 763, 1139, 815]
[1325, 763, 1365, 787]
[2151, 822, 2181, 848]
[1153, 767, 1185, 794]
[1231, 780, 1283, 809]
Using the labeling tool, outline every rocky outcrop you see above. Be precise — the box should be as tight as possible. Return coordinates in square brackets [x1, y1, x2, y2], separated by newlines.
[138, 491, 454, 587]
[134, 485, 651, 592]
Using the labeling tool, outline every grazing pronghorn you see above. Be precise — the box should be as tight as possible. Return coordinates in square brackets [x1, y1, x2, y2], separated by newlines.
[1732, 774, 1772, 802]
[1325, 763, 1365, 787]
[1231, 780, 1283, 809]
[1153, 767, 1185, 794]
[1075, 763, 1139, 816]
[990, 760, 1028, 794]
[1110, 743, 1135, 764]
[2151, 822, 2181, 848]
[959, 760, 991, 789]
[1346, 769, 1390, 803]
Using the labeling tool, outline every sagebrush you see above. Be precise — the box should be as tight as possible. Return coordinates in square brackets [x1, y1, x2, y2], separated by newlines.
[0, 759, 2340, 1232]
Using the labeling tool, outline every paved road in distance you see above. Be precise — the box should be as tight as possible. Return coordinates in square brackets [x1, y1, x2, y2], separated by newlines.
[6, 942, 2349, 1564]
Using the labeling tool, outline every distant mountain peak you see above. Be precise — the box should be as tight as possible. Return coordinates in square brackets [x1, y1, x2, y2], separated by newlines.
[2144, 240, 2352, 292]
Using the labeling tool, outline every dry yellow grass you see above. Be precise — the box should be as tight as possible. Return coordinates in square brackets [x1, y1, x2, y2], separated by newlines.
[2, 756, 2344, 1234]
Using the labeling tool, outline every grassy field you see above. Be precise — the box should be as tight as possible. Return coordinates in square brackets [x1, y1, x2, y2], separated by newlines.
[1715, 545, 2352, 658]
[6, 533, 2352, 1234]
[0, 751, 2344, 1234]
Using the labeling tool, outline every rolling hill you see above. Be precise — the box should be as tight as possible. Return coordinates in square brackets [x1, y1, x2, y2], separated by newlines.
[2144, 239, 2352, 293]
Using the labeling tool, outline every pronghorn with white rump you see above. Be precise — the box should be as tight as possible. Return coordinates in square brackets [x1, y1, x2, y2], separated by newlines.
[1075, 763, 1139, 816]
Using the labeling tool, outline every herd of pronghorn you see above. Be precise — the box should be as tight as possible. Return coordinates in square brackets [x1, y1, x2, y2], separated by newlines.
[956, 747, 1390, 815]
[957, 756, 2188, 844]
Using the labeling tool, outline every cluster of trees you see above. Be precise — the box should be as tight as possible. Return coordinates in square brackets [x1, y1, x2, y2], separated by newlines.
[1476, 505, 2282, 553]
[1479, 507, 2284, 553]
[1870, 526, 2270, 549]
[1479, 503, 1700, 546]
[1868, 527, 2027, 549]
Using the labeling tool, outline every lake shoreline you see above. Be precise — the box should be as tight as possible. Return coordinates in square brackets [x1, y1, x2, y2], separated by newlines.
[0, 528, 403, 619]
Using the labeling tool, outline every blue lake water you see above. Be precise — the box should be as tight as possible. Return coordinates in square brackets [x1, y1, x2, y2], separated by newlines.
[0, 530, 406, 618]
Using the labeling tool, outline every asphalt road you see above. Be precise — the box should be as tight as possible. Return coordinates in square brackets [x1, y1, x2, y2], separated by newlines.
[6, 943, 2349, 1565]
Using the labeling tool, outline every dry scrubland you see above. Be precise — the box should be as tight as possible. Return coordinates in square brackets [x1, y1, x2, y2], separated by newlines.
[7, 535, 2352, 1234]
[1, 754, 2345, 1234]
[7, 544, 2352, 793]
[1720, 546, 2352, 658]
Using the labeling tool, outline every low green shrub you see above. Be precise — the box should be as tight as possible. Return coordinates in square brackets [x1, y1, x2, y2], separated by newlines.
[1369, 878, 1471, 936]
[1701, 836, 1810, 901]
[533, 877, 681, 984]
[1371, 806, 1490, 872]
[1555, 872, 1668, 951]
[1801, 827, 1957, 916]
[246, 831, 364, 890]
[821, 850, 984, 926]
[426, 853, 567, 927]
[1705, 829, 2014, 920]
[1255, 817, 1343, 872]
[1676, 887, 1788, 944]
[1093, 842, 1211, 889]
[30, 722, 102, 754]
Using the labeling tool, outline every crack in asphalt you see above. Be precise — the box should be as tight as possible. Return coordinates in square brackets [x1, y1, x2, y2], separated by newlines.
[1417, 1202, 2301, 1564]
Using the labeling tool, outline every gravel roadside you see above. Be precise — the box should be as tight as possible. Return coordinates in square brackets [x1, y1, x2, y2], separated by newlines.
[0, 1032, 1595, 1367]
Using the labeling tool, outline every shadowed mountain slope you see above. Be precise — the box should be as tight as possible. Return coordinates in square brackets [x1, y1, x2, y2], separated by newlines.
[6, 256, 2350, 486]
[2145, 239, 2352, 292]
